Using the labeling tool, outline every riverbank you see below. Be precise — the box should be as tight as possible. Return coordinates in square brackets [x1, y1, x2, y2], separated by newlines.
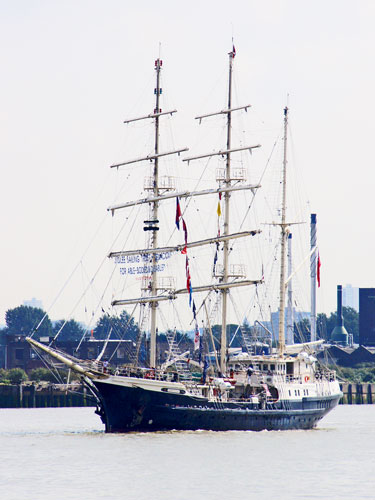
[339, 382, 375, 404]
[0, 382, 96, 408]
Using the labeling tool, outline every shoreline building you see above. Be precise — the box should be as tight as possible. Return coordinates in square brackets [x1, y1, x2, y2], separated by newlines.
[359, 288, 375, 347]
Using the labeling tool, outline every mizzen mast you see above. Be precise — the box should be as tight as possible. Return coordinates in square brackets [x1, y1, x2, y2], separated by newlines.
[278, 106, 289, 355]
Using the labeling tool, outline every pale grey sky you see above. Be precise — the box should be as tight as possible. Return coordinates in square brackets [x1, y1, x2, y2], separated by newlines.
[1, 0, 374, 326]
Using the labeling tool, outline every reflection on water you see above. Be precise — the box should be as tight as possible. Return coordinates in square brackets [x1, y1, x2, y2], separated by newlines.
[0, 406, 374, 500]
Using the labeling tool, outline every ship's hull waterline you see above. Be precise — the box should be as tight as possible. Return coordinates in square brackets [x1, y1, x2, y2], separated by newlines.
[92, 378, 342, 433]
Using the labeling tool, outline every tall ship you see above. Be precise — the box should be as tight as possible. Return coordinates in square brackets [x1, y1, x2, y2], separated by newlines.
[27, 48, 342, 432]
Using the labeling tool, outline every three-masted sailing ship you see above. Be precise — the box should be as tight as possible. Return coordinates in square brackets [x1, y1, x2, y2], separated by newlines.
[27, 48, 342, 432]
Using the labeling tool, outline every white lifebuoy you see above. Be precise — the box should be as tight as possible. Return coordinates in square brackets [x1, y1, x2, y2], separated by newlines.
[304, 376, 310, 383]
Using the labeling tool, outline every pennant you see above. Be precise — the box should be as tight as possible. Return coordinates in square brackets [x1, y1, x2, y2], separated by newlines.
[182, 219, 188, 242]
[175, 197, 181, 229]
[232, 45, 236, 58]
[199, 330, 203, 364]
[213, 250, 218, 266]
[194, 324, 200, 351]
[217, 202, 221, 217]
[186, 255, 191, 293]
[202, 356, 209, 383]
[317, 253, 321, 288]
[192, 300, 197, 320]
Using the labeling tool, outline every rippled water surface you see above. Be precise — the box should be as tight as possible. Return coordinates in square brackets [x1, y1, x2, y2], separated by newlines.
[0, 405, 374, 499]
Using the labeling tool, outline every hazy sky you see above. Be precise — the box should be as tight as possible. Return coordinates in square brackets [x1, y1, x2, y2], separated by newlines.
[1, 0, 374, 327]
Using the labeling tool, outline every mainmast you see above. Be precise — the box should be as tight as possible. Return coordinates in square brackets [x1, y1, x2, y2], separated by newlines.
[149, 58, 162, 368]
[278, 106, 289, 355]
[181, 47, 260, 374]
[220, 48, 235, 374]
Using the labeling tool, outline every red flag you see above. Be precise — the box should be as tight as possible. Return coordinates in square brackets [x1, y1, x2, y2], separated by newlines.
[317, 253, 321, 288]
[182, 219, 188, 247]
[180, 219, 188, 253]
[175, 197, 181, 229]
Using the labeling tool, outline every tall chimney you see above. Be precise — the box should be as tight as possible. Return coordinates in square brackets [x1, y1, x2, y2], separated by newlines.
[330, 284, 348, 346]
[337, 285, 343, 327]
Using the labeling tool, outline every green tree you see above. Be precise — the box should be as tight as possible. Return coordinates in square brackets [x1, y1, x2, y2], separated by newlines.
[94, 311, 139, 341]
[324, 307, 359, 343]
[210, 325, 221, 349]
[227, 324, 243, 348]
[317, 312, 329, 340]
[28, 368, 57, 383]
[336, 364, 375, 383]
[7, 368, 28, 384]
[5, 305, 52, 338]
[342, 307, 359, 343]
[0, 369, 10, 384]
[210, 324, 243, 348]
[53, 319, 85, 342]
[294, 318, 311, 343]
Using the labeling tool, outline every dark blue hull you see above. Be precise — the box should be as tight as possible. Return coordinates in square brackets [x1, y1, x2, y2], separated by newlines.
[93, 380, 341, 433]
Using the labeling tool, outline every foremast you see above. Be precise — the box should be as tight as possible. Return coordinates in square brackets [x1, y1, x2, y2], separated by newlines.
[278, 106, 289, 355]
[109, 58, 188, 369]
[149, 58, 162, 368]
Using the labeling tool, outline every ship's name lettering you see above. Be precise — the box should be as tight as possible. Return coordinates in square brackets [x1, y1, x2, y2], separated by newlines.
[115, 252, 171, 265]
[119, 264, 166, 275]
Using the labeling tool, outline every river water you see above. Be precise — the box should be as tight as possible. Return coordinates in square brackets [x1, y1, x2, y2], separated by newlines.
[0, 405, 374, 500]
